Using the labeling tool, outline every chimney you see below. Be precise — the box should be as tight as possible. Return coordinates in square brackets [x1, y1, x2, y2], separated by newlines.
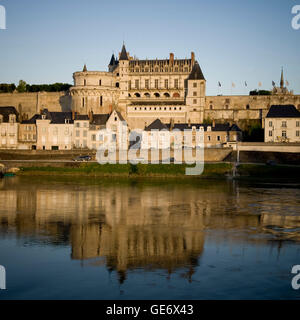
[170, 53, 174, 65]
[170, 118, 174, 131]
[191, 52, 195, 64]
[188, 118, 191, 128]
[88, 110, 93, 122]
[72, 111, 75, 120]
[212, 120, 216, 128]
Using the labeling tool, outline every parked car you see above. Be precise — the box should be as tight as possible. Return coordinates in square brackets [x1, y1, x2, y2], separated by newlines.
[73, 155, 92, 162]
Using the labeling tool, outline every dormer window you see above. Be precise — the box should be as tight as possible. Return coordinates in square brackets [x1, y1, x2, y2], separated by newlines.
[65, 119, 70, 124]
[207, 126, 211, 132]
[9, 114, 16, 123]
[42, 114, 46, 120]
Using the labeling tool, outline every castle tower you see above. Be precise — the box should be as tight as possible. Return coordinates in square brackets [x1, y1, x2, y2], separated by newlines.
[108, 54, 117, 72]
[118, 44, 129, 112]
[185, 61, 206, 123]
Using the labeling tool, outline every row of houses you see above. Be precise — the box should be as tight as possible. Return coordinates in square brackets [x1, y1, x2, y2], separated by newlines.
[1, 104, 299, 151]
[0, 106, 242, 150]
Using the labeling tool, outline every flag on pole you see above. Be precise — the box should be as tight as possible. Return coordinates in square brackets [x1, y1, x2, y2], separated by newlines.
[286, 80, 289, 86]
[232, 82, 236, 88]
[258, 82, 262, 87]
[272, 81, 276, 87]
[218, 81, 222, 87]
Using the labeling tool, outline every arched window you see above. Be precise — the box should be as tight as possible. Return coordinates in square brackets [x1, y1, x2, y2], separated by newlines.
[116, 82, 119, 88]
[173, 92, 180, 98]
[134, 93, 141, 98]
[144, 93, 150, 98]
[246, 104, 250, 110]
[154, 93, 160, 98]
[210, 105, 213, 110]
[84, 79, 87, 86]
[164, 93, 170, 98]
[100, 96, 103, 107]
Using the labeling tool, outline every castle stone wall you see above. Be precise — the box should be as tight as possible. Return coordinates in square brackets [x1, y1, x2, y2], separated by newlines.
[0, 92, 72, 117]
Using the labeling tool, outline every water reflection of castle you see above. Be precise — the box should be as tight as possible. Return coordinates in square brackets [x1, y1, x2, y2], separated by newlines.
[0, 178, 299, 282]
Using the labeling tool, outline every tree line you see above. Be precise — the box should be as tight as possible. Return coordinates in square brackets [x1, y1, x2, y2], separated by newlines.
[0, 80, 72, 93]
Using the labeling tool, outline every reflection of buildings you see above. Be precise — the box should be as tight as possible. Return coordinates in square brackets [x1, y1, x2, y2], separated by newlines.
[1, 178, 300, 283]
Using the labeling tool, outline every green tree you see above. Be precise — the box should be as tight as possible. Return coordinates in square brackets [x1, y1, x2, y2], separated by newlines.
[17, 80, 27, 93]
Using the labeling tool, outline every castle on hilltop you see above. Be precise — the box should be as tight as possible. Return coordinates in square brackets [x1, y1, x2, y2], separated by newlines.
[1, 44, 300, 131]
[70, 44, 300, 130]
[70, 44, 206, 129]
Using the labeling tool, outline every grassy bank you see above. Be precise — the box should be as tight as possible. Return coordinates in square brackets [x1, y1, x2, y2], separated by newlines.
[15, 162, 300, 181]
[18, 163, 232, 178]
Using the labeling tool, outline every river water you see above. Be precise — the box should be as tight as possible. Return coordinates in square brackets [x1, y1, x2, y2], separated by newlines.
[0, 176, 300, 300]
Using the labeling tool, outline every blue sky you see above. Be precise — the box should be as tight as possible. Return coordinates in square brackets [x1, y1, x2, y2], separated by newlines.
[0, 0, 299, 95]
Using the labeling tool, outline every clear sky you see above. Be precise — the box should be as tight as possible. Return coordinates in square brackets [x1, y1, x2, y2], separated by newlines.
[0, 0, 299, 95]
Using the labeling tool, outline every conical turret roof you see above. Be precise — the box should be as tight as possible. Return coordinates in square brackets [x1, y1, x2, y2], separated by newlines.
[188, 61, 205, 80]
[119, 44, 128, 60]
[109, 54, 116, 66]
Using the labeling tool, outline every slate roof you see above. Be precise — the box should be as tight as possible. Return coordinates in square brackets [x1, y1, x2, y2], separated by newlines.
[109, 54, 115, 66]
[145, 119, 169, 131]
[75, 114, 89, 121]
[229, 124, 242, 132]
[169, 123, 232, 132]
[145, 119, 242, 132]
[266, 105, 300, 118]
[129, 58, 192, 66]
[108, 54, 119, 72]
[90, 114, 110, 125]
[115, 110, 125, 122]
[0, 106, 19, 122]
[188, 61, 205, 80]
[39, 109, 74, 124]
[119, 44, 128, 60]
[21, 114, 40, 124]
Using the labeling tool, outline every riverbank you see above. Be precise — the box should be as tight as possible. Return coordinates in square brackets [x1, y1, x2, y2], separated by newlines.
[13, 163, 300, 181]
